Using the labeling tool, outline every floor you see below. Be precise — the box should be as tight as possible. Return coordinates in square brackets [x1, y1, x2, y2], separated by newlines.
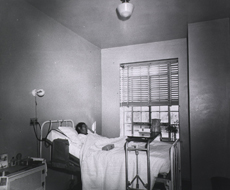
[153, 180, 191, 190]
[182, 180, 192, 190]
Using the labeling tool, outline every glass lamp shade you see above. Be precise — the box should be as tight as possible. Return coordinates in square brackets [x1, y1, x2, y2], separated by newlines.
[117, 2, 134, 18]
[32, 89, 45, 97]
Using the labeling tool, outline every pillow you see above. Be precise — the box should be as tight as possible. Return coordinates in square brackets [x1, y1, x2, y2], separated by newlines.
[87, 129, 94, 135]
[47, 129, 68, 142]
[58, 126, 79, 144]
[154, 135, 161, 141]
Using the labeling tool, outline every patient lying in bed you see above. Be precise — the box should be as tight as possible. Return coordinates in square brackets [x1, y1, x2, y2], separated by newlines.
[75, 122, 88, 135]
[47, 125, 171, 190]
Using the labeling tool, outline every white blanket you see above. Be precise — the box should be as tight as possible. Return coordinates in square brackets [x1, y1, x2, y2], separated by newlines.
[79, 133, 171, 190]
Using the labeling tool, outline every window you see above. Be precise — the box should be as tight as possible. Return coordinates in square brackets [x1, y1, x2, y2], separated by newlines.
[120, 59, 179, 139]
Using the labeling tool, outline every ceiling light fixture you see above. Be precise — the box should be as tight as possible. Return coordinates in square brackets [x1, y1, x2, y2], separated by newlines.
[117, 0, 134, 20]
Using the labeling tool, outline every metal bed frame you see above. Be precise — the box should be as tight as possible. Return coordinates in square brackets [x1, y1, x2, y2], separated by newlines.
[39, 119, 80, 190]
[39, 119, 74, 158]
[125, 137, 181, 190]
[155, 139, 181, 190]
[39, 120, 181, 190]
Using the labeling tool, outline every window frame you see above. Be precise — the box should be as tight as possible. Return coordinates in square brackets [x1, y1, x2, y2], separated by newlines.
[120, 58, 179, 138]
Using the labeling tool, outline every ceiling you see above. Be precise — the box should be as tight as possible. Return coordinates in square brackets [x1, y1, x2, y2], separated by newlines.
[25, 0, 230, 49]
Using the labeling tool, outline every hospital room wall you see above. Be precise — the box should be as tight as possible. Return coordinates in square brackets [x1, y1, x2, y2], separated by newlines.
[101, 39, 190, 181]
[188, 18, 230, 190]
[0, 0, 101, 172]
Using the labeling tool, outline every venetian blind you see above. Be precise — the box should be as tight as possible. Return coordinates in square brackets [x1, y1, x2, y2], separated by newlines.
[120, 59, 179, 107]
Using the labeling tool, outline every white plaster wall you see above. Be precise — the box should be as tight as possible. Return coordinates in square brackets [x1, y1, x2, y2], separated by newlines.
[101, 39, 190, 180]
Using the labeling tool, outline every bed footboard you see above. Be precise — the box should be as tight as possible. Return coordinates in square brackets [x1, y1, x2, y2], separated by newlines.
[155, 139, 181, 190]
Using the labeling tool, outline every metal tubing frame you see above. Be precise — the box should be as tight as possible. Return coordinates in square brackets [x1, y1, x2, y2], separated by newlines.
[125, 139, 152, 190]
[170, 139, 181, 190]
[155, 139, 181, 190]
[125, 142, 129, 189]
[146, 141, 150, 189]
[135, 150, 139, 188]
[39, 119, 74, 158]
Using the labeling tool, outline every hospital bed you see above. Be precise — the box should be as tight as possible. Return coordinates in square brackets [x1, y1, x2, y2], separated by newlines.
[39, 119, 82, 189]
[39, 119, 181, 190]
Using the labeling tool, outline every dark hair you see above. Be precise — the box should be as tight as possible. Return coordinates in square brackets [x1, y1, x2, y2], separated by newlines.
[75, 122, 86, 133]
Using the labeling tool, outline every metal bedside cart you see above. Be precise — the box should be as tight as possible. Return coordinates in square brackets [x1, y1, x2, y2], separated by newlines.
[125, 132, 160, 190]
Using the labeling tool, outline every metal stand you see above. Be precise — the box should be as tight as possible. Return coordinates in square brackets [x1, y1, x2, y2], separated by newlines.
[125, 133, 160, 190]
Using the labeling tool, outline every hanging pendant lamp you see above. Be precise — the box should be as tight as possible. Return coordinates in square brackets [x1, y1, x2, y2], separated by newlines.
[117, 0, 134, 19]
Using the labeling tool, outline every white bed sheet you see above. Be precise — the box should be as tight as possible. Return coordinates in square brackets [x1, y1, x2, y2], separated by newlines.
[79, 133, 171, 190]
[47, 130, 171, 190]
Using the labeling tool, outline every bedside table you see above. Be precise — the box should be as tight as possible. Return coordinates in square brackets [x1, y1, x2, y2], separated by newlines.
[125, 132, 160, 190]
[0, 163, 46, 190]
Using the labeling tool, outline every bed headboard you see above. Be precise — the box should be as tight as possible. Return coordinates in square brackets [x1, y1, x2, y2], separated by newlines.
[39, 119, 74, 158]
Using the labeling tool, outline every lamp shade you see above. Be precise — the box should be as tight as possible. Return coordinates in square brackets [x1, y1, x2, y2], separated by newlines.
[117, 2, 134, 18]
[32, 89, 45, 97]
